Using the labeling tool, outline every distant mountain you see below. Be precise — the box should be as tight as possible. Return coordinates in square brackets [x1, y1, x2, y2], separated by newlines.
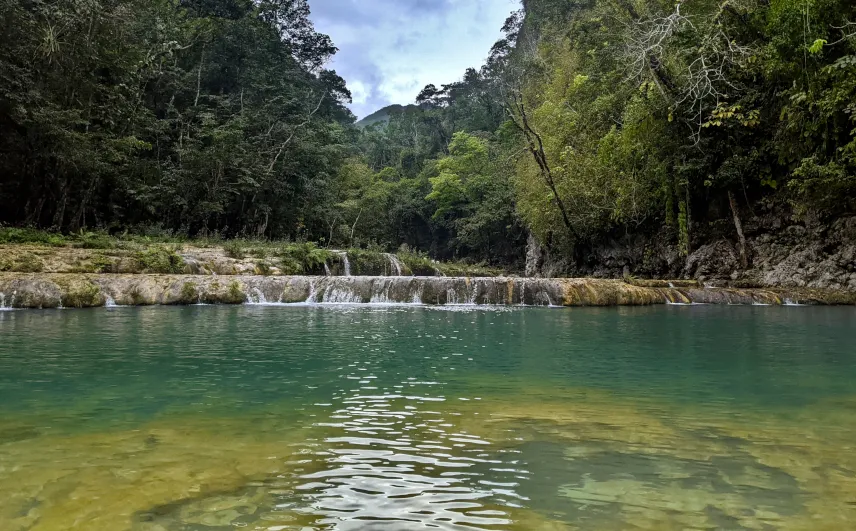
[355, 104, 422, 128]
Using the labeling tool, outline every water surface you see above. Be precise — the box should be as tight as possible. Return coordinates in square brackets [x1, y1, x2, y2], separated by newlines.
[1, 305, 856, 530]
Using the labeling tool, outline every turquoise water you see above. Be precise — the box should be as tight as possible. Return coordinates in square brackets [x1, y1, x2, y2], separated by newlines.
[1, 305, 856, 530]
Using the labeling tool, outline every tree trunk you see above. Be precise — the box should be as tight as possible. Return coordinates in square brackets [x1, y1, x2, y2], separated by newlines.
[52, 178, 69, 230]
[350, 208, 363, 245]
[728, 190, 749, 269]
[685, 181, 692, 257]
[505, 95, 576, 238]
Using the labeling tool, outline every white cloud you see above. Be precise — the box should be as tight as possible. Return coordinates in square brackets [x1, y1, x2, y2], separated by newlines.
[310, 0, 519, 118]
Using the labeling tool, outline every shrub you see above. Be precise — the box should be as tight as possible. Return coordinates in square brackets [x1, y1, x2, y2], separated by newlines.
[90, 254, 115, 273]
[134, 247, 185, 274]
[347, 249, 388, 276]
[278, 242, 331, 274]
[0, 227, 66, 246]
[279, 257, 303, 275]
[61, 281, 102, 308]
[223, 240, 245, 259]
[70, 232, 116, 249]
[397, 247, 438, 276]
[250, 247, 269, 259]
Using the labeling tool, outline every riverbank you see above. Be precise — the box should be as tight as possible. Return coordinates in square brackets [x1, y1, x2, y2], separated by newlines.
[0, 237, 499, 278]
[2, 273, 855, 309]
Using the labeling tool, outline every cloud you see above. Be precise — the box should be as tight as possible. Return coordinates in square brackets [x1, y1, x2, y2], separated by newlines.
[309, 0, 520, 119]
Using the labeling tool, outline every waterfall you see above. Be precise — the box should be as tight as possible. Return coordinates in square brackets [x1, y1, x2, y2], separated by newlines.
[246, 287, 268, 304]
[335, 252, 352, 276]
[323, 262, 332, 276]
[383, 253, 404, 276]
[318, 283, 363, 304]
[1, 291, 17, 309]
[2, 275, 837, 309]
[307, 280, 319, 303]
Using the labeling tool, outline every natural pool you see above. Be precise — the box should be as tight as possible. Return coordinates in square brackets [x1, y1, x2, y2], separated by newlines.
[1, 305, 856, 530]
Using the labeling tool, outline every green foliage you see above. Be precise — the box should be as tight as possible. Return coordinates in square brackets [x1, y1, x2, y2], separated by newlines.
[134, 247, 186, 274]
[0, 0, 354, 240]
[0, 228, 66, 247]
[60, 281, 102, 308]
[223, 241, 246, 260]
[397, 247, 441, 276]
[278, 243, 332, 274]
[255, 261, 272, 276]
[90, 254, 115, 274]
[2, 0, 855, 273]
[70, 232, 117, 250]
[345, 250, 388, 276]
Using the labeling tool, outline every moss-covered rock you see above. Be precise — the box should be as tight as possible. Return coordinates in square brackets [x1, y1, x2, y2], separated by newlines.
[57, 278, 104, 308]
[1, 273, 854, 309]
[0, 251, 45, 273]
[134, 247, 185, 274]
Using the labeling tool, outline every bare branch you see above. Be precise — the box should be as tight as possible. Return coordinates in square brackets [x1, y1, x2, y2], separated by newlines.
[622, 1, 755, 143]
[828, 20, 856, 46]
[267, 91, 326, 173]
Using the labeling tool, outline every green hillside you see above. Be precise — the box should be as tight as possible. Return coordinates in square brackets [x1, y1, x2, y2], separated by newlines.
[356, 104, 420, 128]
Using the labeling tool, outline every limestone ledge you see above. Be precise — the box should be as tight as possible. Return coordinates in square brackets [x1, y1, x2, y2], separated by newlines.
[1, 274, 854, 309]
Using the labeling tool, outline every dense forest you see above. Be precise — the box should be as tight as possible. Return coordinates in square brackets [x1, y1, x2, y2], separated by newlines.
[2, 0, 855, 273]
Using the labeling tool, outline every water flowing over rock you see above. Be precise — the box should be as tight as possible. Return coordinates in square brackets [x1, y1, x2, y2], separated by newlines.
[335, 252, 352, 276]
[1, 273, 854, 309]
[384, 253, 405, 276]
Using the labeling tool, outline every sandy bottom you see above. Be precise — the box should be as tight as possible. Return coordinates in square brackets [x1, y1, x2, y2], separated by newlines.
[2, 388, 855, 531]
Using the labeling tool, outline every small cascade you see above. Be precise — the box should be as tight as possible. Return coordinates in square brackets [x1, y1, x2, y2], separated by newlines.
[2, 274, 848, 309]
[383, 253, 404, 276]
[323, 262, 332, 277]
[319, 284, 363, 304]
[369, 280, 393, 304]
[335, 252, 352, 276]
[246, 287, 268, 304]
[306, 280, 319, 303]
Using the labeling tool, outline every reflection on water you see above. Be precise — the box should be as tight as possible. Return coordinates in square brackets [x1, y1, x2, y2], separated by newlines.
[1, 305, 856, 530]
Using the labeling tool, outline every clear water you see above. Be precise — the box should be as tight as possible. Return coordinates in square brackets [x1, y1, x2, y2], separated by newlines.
[1, 305, 856, 531]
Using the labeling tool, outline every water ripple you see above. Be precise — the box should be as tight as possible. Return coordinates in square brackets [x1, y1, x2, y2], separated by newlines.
[285, 385, 523, 530]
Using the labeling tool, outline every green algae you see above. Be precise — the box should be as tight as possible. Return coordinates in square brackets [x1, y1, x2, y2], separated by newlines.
[56, 278, 102, 308]
[177, 282, 198, 305]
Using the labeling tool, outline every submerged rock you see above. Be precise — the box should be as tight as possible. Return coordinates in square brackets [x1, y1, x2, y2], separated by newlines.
[1, 273, 854, 309]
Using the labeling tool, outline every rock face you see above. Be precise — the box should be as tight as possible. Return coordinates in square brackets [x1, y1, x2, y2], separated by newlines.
[527, 210, 856, 292]
[1, 273, 853, 309]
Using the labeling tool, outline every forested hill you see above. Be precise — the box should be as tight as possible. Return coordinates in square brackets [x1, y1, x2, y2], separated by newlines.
[2, 0, 856, 281]
[0, 0, 355, 237]
[355, 105, 421, 128]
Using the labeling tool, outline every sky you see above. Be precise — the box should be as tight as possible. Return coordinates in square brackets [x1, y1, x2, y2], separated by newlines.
[308, 0, 520, 119]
